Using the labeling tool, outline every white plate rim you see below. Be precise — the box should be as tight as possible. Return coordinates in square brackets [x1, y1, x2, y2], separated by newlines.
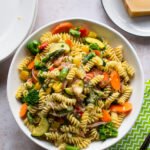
[27, 0, 39, 36]
[7, 17, 144, 150]
[101, 0, 150, 37]
[0, 0, 38, 62]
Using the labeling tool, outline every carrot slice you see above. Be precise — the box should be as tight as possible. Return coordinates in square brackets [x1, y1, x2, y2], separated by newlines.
[103, 72, 109, 82]
[110, 102, 132, 113]
[85, 72, 95, 80]
[49, 66, 55, 71]
[101, 109, 112, 122]
[51, 22, 73, 34]
[27, 61, 34, 70]
[110, 70, 120, 91]
[65, 39, 73, 47]
[19, 103, 27, 118]
[94, 50, 101, 56]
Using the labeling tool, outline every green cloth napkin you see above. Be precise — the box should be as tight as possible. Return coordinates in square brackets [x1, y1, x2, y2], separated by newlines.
[109, 80, 150, 150]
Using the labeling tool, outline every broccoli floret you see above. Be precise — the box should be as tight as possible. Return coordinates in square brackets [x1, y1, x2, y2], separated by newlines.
[27, 40, 40, 55]
[99, 122, 118, 140]
[23, 89, 39, 105]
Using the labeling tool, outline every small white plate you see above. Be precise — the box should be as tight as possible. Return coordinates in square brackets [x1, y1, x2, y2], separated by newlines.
[102, 0, 150, 37]
[0, 0, 38, 62]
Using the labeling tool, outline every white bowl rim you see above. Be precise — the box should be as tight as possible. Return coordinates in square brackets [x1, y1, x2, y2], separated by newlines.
[7, 17, 144, 150]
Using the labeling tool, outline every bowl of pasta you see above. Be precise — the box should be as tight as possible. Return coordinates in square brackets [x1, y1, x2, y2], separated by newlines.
[7, 18, 144, 150]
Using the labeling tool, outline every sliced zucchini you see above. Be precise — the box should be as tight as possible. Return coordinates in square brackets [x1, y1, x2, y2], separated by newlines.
[64, 88, 74, 96]
[50, 42, 70, 53]
[85, 37, 105, 49]
[31, 117, 49, 137]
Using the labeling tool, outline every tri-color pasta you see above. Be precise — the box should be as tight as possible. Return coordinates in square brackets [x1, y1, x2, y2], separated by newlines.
[16, 22, 135, 150]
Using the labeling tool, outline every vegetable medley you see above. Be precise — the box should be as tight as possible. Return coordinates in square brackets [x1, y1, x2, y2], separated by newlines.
[16, 22, 135, 150]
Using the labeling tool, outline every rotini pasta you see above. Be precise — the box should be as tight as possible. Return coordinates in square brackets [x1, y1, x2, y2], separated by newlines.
[118, 86, 132, 105]
[80, 111, 89, 132]
[111, 112, 126, 128]
[83, 57, 96, 72]
[114, 45, 123, 61]
[45, 132, 60, 141]
[66, 67, 77, 80]
[122, 61, 135, 77]
[60, 125, 80, 134]
[105, 46, 119, 62]
[89, 128, 99, 141]
[105, 92, 120, 109]
[67, 114, 80, 127]
[76, 68, 86, 79]
[15, 84, 25, 100]
[52, 93, 76, 105]
[89, 75, 104, 86]
[18, 56, 33, 70]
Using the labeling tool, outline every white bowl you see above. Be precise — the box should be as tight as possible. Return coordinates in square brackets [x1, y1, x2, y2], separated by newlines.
[7, 18, 144, 150]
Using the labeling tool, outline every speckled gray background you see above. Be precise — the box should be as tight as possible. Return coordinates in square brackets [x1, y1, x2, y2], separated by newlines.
[0, 0, 150, 150]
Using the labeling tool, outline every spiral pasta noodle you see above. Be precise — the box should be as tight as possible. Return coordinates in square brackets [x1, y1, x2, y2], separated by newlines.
[18, 56, 33, 70]
[52, 93, 76, 105]
[105, 92, 120, 109]
[66, 67, 77, 80]
[15, 85, 25, 100]
[122, 61, 135, 77]
[118, 86, 132, 105]
[105, 46, 119, 62]
[89, 128, 99, 140]
[67, 114, 80, 127]
[83, 57, 96, 72]
[114, 45, 123, 61]
[80, 111, 89, 132]
[111, 112, 126, 128]
[45, 132, 60, 141]
[89, 75, 104, 86]
[60, 125, 80, 134]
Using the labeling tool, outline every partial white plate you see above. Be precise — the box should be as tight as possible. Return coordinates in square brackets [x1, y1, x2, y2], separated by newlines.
[102, 0, 150, 37]
[0, 0, 38, 62]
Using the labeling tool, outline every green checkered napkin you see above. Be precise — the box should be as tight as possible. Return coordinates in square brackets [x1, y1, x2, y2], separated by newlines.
[109, 80, 150, 150]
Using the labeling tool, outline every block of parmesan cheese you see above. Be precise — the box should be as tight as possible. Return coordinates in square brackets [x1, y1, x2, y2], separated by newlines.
[124, 0, 150, 17]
